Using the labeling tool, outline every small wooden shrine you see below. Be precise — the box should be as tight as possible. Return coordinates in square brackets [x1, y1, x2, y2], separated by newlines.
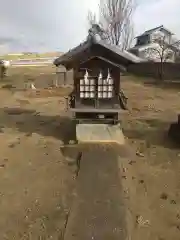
[54, 35, 138, 124]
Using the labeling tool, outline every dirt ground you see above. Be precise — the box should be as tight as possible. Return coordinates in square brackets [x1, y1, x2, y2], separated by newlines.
[120, 76, 180, 240]
[0, 67, 77, 239]
[0, 67, 180, 239]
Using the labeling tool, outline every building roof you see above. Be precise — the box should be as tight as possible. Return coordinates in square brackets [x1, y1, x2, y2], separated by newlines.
[54, 35, 144, 69]
[135, 25, 174, 38]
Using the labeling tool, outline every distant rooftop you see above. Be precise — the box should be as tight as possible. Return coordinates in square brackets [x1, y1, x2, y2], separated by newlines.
[135, 25, 174, 38]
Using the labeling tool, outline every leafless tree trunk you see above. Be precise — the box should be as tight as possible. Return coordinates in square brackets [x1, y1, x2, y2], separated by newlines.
[88, 0, 136, 50]
[121, 18, 134, 50]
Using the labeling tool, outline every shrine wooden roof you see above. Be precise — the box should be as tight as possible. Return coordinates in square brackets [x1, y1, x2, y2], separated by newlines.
[79, 56, 126, 72]
[54, 35, 144, 70]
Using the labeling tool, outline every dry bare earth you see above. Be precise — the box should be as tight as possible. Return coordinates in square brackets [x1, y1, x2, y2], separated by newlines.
[3, 66, 73, 90]
[0, 67, 180, 239]
[120, 76, 180, 240]
[0, 67, 76, 239]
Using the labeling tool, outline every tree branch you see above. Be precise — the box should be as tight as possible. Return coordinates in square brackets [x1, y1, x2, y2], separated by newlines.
[87, 0, 137, 49]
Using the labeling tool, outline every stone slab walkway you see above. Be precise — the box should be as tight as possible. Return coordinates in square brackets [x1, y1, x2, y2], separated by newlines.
[64, 145, 127, 240]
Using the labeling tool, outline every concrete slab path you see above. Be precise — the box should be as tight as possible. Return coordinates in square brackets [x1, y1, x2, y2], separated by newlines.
[64, 144, 127, 240]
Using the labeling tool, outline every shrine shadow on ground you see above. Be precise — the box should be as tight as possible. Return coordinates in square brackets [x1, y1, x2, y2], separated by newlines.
[123, 75, 180, 91]
[0, 107, 76, 144]
[0, 107, 178, 150]
[123, 118, 179, 149]
[143, 79, 180, 91]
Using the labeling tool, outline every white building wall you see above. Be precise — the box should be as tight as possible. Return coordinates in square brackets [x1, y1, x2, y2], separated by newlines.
[150, 29, 172, 44]
[138, 42, 175, 62]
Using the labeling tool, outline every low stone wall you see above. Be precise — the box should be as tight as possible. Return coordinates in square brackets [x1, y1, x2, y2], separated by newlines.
[128, 62, 180, 80]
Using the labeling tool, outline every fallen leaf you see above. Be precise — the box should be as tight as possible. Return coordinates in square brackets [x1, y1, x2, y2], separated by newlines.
[160, 193, 168, 200]
[136, 215, 150, 226]
[136, 151, 144, 157]
[129, 160, 136, 165]
[170, 200, 176, 205]
[139, 180, 144, 184]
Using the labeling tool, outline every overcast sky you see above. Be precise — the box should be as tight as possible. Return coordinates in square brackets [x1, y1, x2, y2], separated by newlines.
[0, 0, 179, 53]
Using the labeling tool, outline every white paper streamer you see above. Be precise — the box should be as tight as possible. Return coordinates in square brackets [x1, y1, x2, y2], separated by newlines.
[98, 71, 103, 84]
[108, 92, 113, 98]
[106, 69, 111, 84]
[103, 92, 107, 98]
[84, 70, 89, 85]
[80, 92, 84, 98]
[98, 92, 103, 98]
[90, 92, 95, 98]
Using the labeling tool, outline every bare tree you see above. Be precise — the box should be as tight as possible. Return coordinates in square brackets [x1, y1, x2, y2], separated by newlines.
[121, 18, 134, 50]
[87, 0, 136, 50]
[143, 34, 180, 80]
